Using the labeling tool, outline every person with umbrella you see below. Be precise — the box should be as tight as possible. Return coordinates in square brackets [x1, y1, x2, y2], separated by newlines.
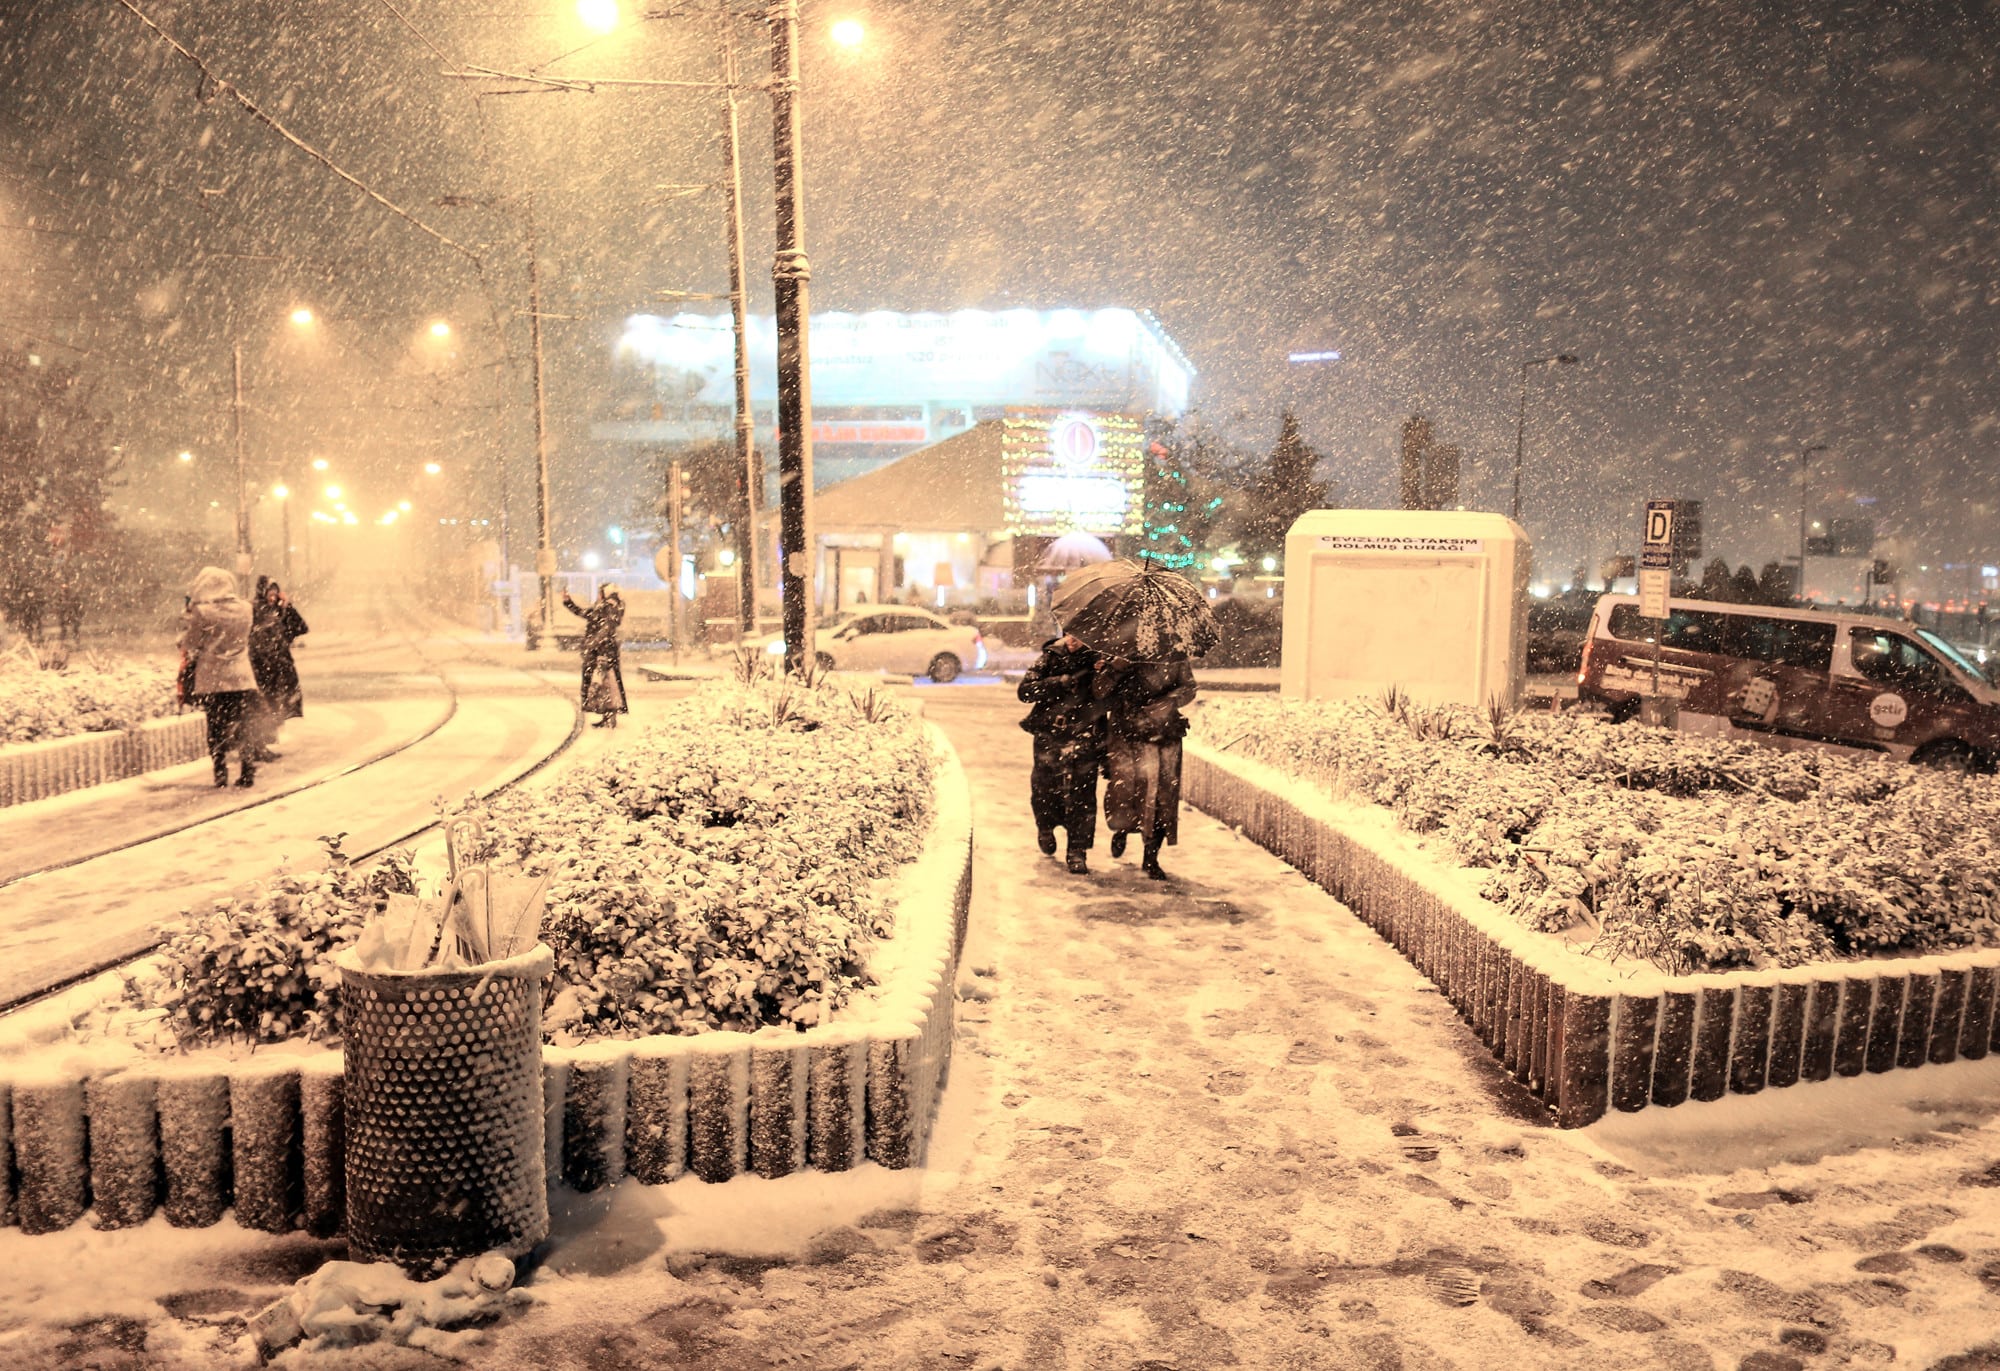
[1052, 560, 1218, 881]
[1017, 630, 1105, 874]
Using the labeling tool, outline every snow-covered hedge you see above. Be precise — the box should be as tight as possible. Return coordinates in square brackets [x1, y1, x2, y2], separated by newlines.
[134, 677, 936, 1049]
[1196, 696, 2000, 973]
[0, 657, 179, 745]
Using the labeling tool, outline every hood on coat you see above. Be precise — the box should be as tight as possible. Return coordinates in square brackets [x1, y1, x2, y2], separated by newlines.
[189, 566, 240, 604]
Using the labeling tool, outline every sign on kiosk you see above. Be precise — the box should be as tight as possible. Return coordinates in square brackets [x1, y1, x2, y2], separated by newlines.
[1279, 510, 1531, 708]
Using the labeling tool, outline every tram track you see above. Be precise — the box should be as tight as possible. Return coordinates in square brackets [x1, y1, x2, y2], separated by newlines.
[0, 591, 584, 1016]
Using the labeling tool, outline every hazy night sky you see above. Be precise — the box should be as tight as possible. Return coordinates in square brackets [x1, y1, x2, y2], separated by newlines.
[2, 0, 1996, 582]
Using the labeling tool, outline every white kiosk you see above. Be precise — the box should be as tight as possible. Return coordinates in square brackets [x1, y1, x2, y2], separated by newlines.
[1279, 510, 1531, 708]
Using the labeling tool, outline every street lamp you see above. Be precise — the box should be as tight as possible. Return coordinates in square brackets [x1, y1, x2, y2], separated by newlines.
[770, 0, 817, 675]
[1509, 353, 1578, 522]
[1797, 441, 1829, 596]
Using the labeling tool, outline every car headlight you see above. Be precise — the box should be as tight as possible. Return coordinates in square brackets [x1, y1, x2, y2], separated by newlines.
[764, 639, 786, 655]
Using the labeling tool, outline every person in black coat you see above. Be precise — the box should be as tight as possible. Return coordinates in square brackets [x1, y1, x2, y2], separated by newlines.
[563, 584, 627, 727]
[247, 577, 309, 762]
[1017, 632, 1105, 874]
[1094, 654, 1198, 880]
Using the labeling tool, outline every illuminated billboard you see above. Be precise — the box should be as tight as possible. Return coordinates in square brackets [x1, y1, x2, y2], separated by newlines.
[1001, 412, 1146, 537]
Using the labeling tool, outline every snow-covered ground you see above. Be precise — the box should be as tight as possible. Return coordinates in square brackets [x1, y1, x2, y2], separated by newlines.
[3, 683, 1998, 1369]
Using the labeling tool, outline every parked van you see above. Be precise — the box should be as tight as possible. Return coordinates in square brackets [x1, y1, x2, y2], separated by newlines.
[1578, 594, 2000, 771]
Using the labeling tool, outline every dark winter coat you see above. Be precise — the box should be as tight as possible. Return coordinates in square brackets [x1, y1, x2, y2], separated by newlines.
[1017, 637, 1105, 739]
[1094, 656, 1198, 844]
[250, 586, 309, 720]
[177, 567, 257, 697]
[565, 589, 627, 715]
[563, 590, 625, 655]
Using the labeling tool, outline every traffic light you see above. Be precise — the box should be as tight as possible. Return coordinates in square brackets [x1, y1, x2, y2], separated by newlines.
[666, 462, 692, 523]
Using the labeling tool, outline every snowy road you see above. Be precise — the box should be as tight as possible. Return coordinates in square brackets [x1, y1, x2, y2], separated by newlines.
[0, 602, 582, 1008]
[6, 680, 2000, 1370]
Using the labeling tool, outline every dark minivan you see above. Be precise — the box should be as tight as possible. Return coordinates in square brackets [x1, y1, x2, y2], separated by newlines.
[1579, 594, 2000, 771]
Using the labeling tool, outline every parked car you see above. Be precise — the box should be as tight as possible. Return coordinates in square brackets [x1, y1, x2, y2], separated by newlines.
[1579, 594, 2000, 771]
[758, 606, 986, 682]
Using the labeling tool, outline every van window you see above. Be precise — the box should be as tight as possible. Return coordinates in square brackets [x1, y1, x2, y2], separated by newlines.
[1850, 629, 1949, 692]
[1607, 605, 1833, 671]
[1729, 616, 1835, 672]
[1608, 605, 1730, 651]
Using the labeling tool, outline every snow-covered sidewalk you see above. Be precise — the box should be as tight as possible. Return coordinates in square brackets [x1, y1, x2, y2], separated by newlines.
[3, 686, 1999, 1369]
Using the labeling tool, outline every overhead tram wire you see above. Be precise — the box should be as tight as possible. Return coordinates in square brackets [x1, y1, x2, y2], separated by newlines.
[109, 0, 484, 271]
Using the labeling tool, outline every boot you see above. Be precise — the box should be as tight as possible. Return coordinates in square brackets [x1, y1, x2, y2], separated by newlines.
[213, 760, 229, 788]
[1037, 827, 1057, 856]
[1109, 831, 1128, 858]
[1065, 846, 1089, 874]
[236, 764, 256, 788]
[1141, 835, 1166, 881]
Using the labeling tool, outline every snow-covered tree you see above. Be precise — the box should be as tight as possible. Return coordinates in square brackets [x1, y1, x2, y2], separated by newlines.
[0, 355, 120, 642]
[1236, 410, 1331, 569]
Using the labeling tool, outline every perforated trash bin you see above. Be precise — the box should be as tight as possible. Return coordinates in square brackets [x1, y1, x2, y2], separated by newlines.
[335, 943, 554, 1276]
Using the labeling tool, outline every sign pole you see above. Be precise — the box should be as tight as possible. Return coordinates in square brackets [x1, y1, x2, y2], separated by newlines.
[1639, 499, 1677, 728]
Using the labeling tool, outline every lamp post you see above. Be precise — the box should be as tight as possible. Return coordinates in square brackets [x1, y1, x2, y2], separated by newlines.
[232, 342, 251, 585]
[1796, 441, 1828, 600]
[769, 0, 816, 675]
[719, 22, 762, 639]
[1509, 353, 1578, 522]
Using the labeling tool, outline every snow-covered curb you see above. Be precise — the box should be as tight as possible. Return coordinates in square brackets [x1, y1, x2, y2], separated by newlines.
[1184, 737, 2000, 1128]
[0, 714, 208, 809]
[0, 723, 972, 1235]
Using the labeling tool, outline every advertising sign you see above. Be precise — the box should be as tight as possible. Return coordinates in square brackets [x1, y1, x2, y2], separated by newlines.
[1001, 412, 1146, 537]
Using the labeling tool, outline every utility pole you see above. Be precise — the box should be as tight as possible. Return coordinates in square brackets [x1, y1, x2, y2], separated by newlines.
[527, 192, 558, 648]
[720, 23, 762, 641]
[668, 458, 686, 666]
[769, 0, 815, 674]
[232, 342, 252, 586]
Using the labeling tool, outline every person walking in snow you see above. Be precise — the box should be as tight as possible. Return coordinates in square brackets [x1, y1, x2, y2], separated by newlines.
[246, 576, 309, 762]
[1018, 631, 1105, 874]
[1094, 653, 1198, 880]
[562, 583, 627, 728]
[178, 566, 261, 788]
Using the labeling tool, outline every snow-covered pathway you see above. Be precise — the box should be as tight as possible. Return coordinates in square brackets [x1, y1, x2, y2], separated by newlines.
[4, 685, 2000, 1369]
[0, 612, 578, 1007]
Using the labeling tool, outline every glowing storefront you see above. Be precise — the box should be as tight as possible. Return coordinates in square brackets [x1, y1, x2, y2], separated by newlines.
[812, 411, 1148, 609]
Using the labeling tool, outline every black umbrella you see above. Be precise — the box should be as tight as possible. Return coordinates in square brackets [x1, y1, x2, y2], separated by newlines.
[1050, 558, 1219, 661]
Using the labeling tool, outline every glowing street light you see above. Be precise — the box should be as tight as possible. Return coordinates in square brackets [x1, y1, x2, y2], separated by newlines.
[289, 307, 316, 327]
[428, 320, 452, 340]
[424, 462, 442, 476]
[829, 18, 865, 47]
[311, 457, 330, 471]
[324, 484, 343, 501]
[576, 0, 618, 34]
[397, 499, 413, 513]
[177, 450, 194, 464]
[271, 483, 289, 500]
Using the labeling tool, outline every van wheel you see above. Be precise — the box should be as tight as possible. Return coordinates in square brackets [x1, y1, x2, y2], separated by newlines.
[1913, 740, 1979, 774]
[1606, 699, 1639, 725]
[928, 653, 961, 684]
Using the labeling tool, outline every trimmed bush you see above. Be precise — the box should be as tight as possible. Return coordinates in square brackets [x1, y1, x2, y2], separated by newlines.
[129, 677, 936, 1050]
[1196, 696, 2000, 973]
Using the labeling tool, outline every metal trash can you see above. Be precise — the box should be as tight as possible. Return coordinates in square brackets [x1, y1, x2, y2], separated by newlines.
[336, 943, 554, 1276]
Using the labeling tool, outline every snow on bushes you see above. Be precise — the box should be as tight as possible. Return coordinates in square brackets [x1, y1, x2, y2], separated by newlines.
[0, 653, 179, 745]
[132, 677, 936, 1050]
[1196, 695, 2000, 973]
[136, 837, 418, 1047]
